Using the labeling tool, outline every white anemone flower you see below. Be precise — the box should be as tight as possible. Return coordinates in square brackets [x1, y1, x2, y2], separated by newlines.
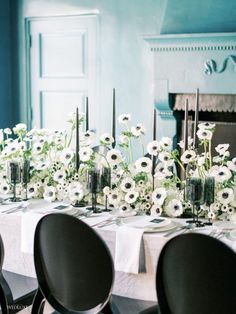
[106, 149, 123, 166]
[197, 129, 213, 141]
[0, 129, 4, 143]
[159, 137, 172, 149]
[178, 136, 194, 149]
[60, 148, 74, 165]
[152, 187, 167, 205]
[34, 161, 49, 171]
[227, 157, 236, 172]
[108, 189, 121, 206]
[79, 147, 93, 162]
[27, 184, 37, 198]
[32, 142, 43, 155]
[197, 154, 206, 166]
[120, 177, 135, 192]
[198, 122, 215, 130]
[119, 134, 129, 145]
[53, 170, 66, 183]
[118, 114, 131, 124]
[147, 140, 160, 156]
[180, 150, 196, 164]
[208, 210, 216, 220]
[217, 188, 234, 205]
[100, 133, 114, 145]
[155, 162, 173, 179]
[130, 124, 145, 137]
[13, 123, 27, 133]
[214, 166, 232, 183]
[158, 151, 174, 166]
[81, 131, 95, 145]
[150, 204, 163, 216]
[135, 157, 152, 173]
[43, 186, 57, 202]
[68, 183, 84, 202]
[215, 144, 230, 155]
[165, 199, 183, 217]
[119, 203, 132, 212]
[103, 186, 110, 195]
[125, 190, 139, 204]
[0, 182, 10, 194]
[4, 128, 12, 135]
[227, 206, 235, 216]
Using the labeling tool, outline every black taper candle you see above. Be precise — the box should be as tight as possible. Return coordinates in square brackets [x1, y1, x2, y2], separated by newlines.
[153, 108, 156, 141]
[75, 107, 80, 172]
[86, 96, 89, 131]
[112, 88, 116, 148]
[193, 88, 199, 149]
[184, 98, 189, 151]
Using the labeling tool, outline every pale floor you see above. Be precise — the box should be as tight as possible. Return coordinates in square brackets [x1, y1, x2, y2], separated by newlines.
[18, 302, 53, 314]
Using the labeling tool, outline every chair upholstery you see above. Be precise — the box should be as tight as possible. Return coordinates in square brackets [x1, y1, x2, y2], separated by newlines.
[0, 235, 37, 314]
[156, 233, 236, 314]
[32, 213, 114, 313]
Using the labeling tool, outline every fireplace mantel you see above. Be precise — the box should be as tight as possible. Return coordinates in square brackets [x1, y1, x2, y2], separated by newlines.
[144, 32, 236, 144]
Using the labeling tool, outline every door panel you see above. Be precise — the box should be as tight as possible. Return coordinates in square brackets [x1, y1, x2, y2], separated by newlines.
[28, 15, 98, 130]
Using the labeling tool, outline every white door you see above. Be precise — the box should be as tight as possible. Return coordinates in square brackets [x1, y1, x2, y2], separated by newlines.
[27, 15, 99, 130]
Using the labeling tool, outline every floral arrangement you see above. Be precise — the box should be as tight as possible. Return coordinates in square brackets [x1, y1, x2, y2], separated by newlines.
[0, 114, 235, 220]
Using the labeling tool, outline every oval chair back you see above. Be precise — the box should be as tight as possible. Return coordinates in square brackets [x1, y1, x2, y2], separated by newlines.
[156, 233, 236, 314]
[33, 213, 114, 313]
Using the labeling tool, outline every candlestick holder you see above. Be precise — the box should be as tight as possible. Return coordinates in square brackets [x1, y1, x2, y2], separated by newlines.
[22, 159, 31, 200]
[101, 167, 111, 211]
[7, 161, 22, 202]
[204, 176, 215, 226]
[86, 169, 102, 213]
[185, 177, 205, 227]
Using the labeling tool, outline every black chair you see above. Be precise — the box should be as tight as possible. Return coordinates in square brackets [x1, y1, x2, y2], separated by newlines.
[144, 233, 236, 314]
[0, 235, 37, 314]
[32, 213, 114, 313]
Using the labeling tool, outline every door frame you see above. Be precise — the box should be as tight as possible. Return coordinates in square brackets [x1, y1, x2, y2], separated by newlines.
[25, 13, 100, 129]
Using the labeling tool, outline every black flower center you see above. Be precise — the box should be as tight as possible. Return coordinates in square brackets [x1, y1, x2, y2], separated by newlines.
[174, 205, 179, 210]
[186, 154, 192, 159]
[222, 192, 229, 199]
[129, 194, 134, 199]
[111, 154, 117, 160]
[219, 171, 225, 176]
[141, 162, 147, 167]
[125, 183, 131, 189]
[156, 193, 162, 199]
[105, 137, 110, 141]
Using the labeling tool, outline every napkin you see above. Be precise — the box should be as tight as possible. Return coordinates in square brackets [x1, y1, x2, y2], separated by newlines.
[21, 212, 42, 254]
[115, 225, 145, 274]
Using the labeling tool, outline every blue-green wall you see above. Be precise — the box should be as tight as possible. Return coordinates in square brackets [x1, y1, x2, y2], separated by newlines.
[0, 0, 15, 128]
[4, 0, 236, 147]
[16, 0, 166, 154]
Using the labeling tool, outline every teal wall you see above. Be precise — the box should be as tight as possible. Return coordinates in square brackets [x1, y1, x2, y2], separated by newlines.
[0, 0, 15, 128]
[161, 0, 236, 34]
[4, 0, 236, 150]
[15, 0, 166, 154]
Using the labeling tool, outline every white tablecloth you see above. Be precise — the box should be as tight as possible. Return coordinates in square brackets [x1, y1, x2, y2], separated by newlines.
[0, 199, 236, 302]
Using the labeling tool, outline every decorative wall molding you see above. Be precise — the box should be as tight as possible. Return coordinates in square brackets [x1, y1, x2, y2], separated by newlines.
[150, 45, 236, 52]
[204, 55, 236, 75]
[144, 32, 236, 52]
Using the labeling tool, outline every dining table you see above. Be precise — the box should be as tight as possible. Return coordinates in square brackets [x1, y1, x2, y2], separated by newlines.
[0, 198, 236, 302]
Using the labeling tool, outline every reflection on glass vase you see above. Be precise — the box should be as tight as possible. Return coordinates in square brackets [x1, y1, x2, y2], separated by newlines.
[7, 161, 22, 202]
[185, 177, 205, 227]
[22, 159, 31, 200]
[101, 167, 111, 211]
[86, 168, 102, 213]
[204, 176, 215, 225]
